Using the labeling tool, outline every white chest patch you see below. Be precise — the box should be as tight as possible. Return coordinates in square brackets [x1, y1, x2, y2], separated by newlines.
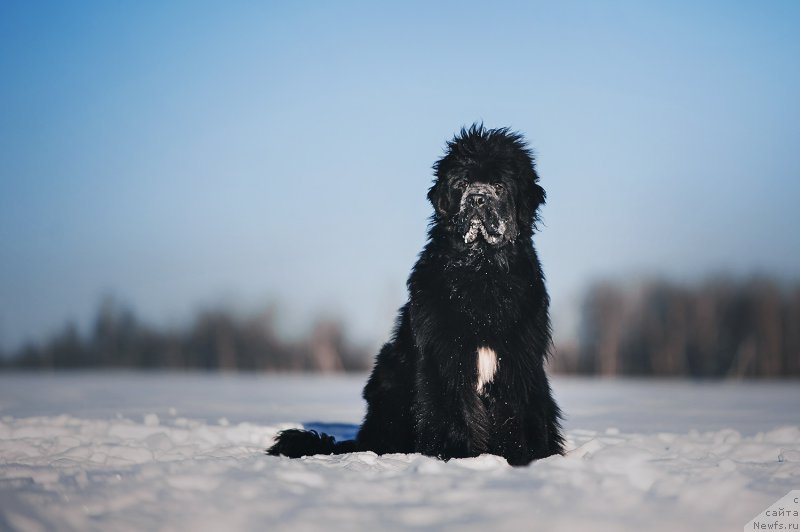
[476, 347, 498, 393]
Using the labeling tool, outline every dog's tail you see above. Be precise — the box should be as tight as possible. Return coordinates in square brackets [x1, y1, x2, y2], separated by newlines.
[266, 429, 361, 458]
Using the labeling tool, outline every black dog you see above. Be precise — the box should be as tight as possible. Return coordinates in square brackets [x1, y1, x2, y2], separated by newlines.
[268, 125, 564, 465]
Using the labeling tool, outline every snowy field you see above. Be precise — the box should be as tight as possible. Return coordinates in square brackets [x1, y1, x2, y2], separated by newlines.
[0, 373, 798, 531]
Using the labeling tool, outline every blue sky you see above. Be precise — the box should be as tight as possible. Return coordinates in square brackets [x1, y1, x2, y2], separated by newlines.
[1, 1, 799, 350]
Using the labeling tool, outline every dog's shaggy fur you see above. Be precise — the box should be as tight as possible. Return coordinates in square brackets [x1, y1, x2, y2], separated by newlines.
[267, 125, 564, 465]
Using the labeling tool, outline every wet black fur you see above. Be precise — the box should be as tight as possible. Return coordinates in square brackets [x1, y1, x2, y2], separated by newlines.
[267, 125, 564, 465]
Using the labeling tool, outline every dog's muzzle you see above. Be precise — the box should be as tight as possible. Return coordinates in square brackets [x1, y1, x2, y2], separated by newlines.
[459, 185, 508, 245]
[464, 216, 506, 245]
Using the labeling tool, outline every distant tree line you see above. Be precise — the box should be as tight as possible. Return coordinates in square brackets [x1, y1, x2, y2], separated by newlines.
[0, 298, 370, 372]
[551, 276, 800, 378]
[3, 276, 798, 377]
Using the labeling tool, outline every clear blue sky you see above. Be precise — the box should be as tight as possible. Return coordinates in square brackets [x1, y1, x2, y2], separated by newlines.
[1, 1, 799, 350]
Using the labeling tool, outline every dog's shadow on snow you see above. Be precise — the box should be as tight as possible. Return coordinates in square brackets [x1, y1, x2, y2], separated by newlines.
[302, 422, 359, 441]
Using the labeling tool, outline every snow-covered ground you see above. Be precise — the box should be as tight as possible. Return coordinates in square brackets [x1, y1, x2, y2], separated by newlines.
[0, 372, 798, 531]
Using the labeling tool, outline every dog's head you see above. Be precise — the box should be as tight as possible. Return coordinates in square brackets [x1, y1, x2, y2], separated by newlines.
[428, 125, 545, 248]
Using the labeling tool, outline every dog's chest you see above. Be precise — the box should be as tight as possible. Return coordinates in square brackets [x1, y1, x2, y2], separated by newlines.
[476, 347, 498, 393]
[446, 272, 521, 330]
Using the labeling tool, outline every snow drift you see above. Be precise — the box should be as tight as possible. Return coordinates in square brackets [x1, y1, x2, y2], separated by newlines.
[0, 373, 798, 531]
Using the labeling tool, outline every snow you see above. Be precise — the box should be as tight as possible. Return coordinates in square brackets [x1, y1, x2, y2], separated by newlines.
[0, 373, 798, 531]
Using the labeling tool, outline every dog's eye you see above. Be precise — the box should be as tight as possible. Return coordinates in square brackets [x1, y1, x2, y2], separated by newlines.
[494, 183, 504, 193]
[454, 179, 467, 189]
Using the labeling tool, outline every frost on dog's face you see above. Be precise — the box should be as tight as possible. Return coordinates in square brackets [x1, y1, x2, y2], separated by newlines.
[432, 170, 520, 248]
[455, 179, 515, 247]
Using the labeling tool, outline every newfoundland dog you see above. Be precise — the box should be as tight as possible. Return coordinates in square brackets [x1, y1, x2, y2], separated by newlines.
[267, 125, 564, 465]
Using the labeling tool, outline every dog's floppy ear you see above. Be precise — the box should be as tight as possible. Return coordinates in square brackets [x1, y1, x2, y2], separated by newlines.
[532, 181, 546, 210]
[519, 166, 546, 231]
[429, 154, 452, 217]
[427, 179, 449, 217]
[524, 178, 546, 232]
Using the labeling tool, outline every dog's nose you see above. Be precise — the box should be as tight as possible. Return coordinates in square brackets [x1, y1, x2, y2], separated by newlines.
[467, 194, 486, 207]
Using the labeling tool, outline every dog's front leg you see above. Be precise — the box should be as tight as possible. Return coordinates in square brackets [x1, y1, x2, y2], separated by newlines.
[412, 350, 489, 460]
